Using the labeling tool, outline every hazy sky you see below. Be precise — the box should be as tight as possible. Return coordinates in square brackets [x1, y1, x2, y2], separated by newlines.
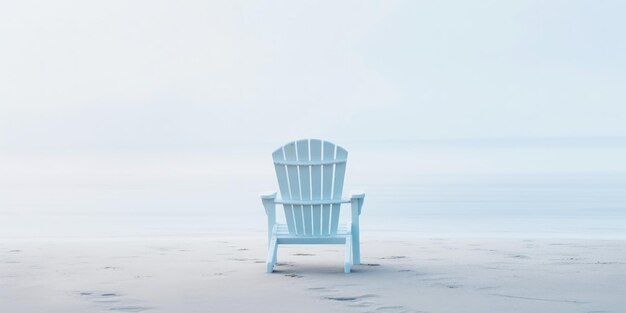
[2, 1, 625, 148]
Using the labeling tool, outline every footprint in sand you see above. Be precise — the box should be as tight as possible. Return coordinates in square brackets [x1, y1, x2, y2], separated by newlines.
[78, 292, 121, 304]
[109, 306, 152, 312]
[347, 301, 377, 308]
[439, 283, 462, 289]
[371, 305, 428, 313]
[374, 305, 404, 311]
[78, 291, 152, 312]
[326, 295, 428, 313]
[293, 253, 315, 256]
[229, 257, 259, 262]
[308, 287, 341, 294]
[361, 263, 380, 266]
[381, 256, 407, 260]
[312, 288, 425, 313]
[276, 262, 294, 267]
[325, 294, 376, 302]
[202, 270, 236, 277]
[308, 287, 330, 291]
[284, 273, 303, 278]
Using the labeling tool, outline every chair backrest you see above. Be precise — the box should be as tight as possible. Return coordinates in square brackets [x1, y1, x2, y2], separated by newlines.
[272, 139, 348, 236]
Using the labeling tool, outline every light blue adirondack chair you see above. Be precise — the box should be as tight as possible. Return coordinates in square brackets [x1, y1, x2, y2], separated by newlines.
[260, 139, 365, 273]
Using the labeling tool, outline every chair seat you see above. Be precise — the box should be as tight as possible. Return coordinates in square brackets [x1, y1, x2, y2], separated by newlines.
[276, 224, 350, 237]
[275, 223, 350, 239]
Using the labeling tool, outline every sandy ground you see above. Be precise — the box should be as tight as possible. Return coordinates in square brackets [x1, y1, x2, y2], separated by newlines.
[1, 236, 625, 313]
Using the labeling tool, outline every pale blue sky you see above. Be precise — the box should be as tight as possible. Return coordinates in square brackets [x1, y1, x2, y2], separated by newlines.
[1, 1, 625, 147]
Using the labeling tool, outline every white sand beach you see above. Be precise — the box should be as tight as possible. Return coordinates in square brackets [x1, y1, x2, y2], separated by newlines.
[2, 235, 625, 313]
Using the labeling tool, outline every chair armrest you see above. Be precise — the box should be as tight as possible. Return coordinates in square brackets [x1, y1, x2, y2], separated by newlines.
[260, 191, 278, 244]
[260, 191, 277, 200]
[350, 190, 365, 199]
[340, 190, 365, 203]
[260, 191, 278, 216]
[349, 190, 365, 215]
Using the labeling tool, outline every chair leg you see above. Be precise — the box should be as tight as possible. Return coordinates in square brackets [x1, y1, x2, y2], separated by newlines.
[266, 237, 278, 273]
[351, 227, 360, 265]
[344, 237, 352, 273]
[350, 240, 354, 265]
[272, 243, 278, 264]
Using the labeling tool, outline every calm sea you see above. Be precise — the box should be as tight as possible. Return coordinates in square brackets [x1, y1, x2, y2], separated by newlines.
[2, 138, 625, 239]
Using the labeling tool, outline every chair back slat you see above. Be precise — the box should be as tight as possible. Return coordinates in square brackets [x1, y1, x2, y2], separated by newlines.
[296, 139, 313, 236]
[329, 146, 347, 235]
[272, 148, 296, 235]
[283, 142, 304, 235]
[321, 141, 335, 235]
[309, 139, 323, 235]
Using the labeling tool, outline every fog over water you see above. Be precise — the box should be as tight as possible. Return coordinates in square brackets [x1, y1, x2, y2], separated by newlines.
[2, 138, 625, 239]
